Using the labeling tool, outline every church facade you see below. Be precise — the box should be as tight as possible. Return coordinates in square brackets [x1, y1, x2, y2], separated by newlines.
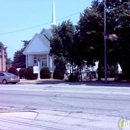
[23, 28, 55, 72]
[23, 0, 56, 72]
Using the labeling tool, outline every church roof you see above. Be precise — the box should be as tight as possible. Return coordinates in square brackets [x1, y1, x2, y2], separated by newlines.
[40, 28, 53, 39]
[23, 28, 53, 55]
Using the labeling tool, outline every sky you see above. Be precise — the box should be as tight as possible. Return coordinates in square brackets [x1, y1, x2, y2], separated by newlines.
[0, 0, 92, 60]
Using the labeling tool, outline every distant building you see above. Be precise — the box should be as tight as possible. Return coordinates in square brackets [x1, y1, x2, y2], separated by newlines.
[0, 47, 6, 72]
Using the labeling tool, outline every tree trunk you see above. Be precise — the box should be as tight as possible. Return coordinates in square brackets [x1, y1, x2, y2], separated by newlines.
[97, 60, 101, 80]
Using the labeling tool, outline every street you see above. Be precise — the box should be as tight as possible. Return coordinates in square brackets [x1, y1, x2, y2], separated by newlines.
[0, 83, 130, 130]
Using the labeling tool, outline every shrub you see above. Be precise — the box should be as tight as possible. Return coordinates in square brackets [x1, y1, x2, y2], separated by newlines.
[40, 67, 51, 79]
[68, 73, 79, 81]
[53, 68, 64, 80]
[25, 66, 36, 80]
[19, 68, 26, 79]
[8, 66, 19, 76]
[118, 73, 126, 80]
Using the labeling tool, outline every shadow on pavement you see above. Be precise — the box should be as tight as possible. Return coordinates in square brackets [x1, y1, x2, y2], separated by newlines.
[36, 80, 130, 87]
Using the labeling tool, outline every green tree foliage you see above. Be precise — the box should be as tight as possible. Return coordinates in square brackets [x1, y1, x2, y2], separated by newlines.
[50, 0, 130, 80]
[76, 9, 104, 65]
[91, 0, 100, 10]
[97, 0, 130, 79]
[76, 0, 130, 79]
[112, 0, 130, 79]
[50, 20, 75, 72]
[40, 67, 51, 79]
[13, 40, 30, 68]
[8, 66, 19, 76]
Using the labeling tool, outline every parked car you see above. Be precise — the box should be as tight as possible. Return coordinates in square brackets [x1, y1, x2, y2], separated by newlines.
[0, 72, 20, 84]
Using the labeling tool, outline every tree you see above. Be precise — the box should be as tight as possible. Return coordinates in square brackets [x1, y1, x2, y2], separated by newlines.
[91, 0, 100, 10]
[99, 0, 130, 79]
[75, 8, 104, 79]
[50, 0, 130, 80]
[50, 20, 75, 72]
[13, 40, 30, 68]
[76, 0, 130, 79]
[112, 0, 130, 79]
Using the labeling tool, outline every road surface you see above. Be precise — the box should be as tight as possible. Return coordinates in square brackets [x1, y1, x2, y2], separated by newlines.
[0, 83, 130, 130]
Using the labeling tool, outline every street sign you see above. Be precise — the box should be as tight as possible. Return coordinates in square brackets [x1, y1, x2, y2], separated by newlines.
[33, 66, 38, 74]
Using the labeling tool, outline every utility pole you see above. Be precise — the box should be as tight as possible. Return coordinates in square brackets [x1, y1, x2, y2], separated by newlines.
[104, 0, 107, 83]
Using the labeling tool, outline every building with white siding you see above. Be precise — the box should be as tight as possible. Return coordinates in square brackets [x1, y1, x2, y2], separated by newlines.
[23, 0, 56, 72]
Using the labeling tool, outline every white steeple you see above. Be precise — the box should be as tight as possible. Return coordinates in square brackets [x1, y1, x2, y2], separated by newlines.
[51, 0, 56, 27]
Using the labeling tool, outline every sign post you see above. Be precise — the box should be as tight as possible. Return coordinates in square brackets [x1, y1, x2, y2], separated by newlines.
[37, 59, 41, 80]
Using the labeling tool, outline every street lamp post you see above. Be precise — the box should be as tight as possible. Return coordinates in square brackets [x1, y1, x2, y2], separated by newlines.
[104, 0, 107, 83]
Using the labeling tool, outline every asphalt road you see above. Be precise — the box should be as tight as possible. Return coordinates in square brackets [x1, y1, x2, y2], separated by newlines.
[0, 84, 130, 130]
[0, 84, 130, 117]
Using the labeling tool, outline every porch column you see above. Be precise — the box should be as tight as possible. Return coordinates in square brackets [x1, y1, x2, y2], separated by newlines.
[50, 56, 53, 72]
[26, 55, 28, 68]
[47, 54, 50, 68]
[28, 55, 31, 66]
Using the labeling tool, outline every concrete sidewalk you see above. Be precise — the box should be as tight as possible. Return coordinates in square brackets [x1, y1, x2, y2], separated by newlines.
[19, 79, 63, 84]
[0, 107, 121, 130]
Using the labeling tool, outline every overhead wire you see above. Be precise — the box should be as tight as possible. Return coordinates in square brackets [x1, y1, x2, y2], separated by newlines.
[0, 11, 83, 35]
[2, 10, 84, 61]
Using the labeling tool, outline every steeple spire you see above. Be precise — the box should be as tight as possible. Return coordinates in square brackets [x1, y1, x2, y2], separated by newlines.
[51, 0, 56, 27]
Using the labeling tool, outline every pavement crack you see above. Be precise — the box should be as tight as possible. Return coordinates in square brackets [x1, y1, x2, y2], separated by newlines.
[54, 112, 71, 125]
[33, 111, 39, 120]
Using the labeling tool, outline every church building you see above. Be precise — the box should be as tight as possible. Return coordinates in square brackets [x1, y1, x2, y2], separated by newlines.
[23, 0, 56, 72]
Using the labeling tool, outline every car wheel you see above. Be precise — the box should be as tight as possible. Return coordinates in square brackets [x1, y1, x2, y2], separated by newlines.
[2, 79, 7, 84]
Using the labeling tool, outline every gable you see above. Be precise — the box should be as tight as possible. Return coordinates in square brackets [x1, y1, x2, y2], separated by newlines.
[23, 34, 50, 55]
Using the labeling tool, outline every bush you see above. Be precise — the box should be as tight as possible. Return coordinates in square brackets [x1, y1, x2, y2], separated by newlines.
[40, 67, 51, 79]
[118, 73, 126, 80]
[68, 73, 79, 81]
[53, 68, 64, 80]
[25, 66, 36, 80]
[19, 68, 26, 79]
[8, 66, 19, 76]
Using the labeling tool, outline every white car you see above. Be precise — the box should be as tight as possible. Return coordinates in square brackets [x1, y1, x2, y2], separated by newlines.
[0, 72, 20, 84]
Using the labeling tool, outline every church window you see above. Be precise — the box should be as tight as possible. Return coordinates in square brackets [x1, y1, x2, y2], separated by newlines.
[34, 57, 38, 66]
[42, 58, 47, 67]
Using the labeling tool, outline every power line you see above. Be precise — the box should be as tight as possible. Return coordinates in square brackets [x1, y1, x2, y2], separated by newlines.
[0, 11, 82, 35]
[0, 22, 50, 35]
